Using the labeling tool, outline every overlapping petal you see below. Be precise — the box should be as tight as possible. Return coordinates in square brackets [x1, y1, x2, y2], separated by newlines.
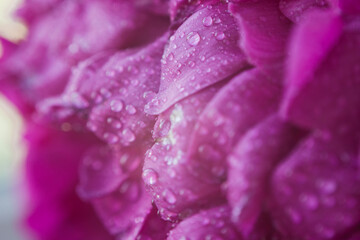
[143, 83, 225, 220]
[279, 0, 332, 22]
[229, 0, 291, 73]
[281, 9, 360, 129]
[270, 128, 360, 239]
[145, 2, 248, 114]
[187, 68, 282, 186]
[227, 116, 304, 236]
[167, 205, 241, 240]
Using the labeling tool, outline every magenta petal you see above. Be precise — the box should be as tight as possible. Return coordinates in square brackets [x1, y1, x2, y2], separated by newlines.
[279, 0, 331, 22]
[167, 205, 242, 240]
[270, 129, 360, 239]
[136, 205, 174, 240]
[229, 0, 291, 72]
[340, 0, 360, 14]
[145, 3, 247, 114]
[77, 146, 127, 200]
[281, 10, 360, 129]
[187, 68, 282, 185]
[52, 35, 166, 145]
[93, 179, 152, 236]
[143, 84, 225, 220]
[227, 116, 304, 236]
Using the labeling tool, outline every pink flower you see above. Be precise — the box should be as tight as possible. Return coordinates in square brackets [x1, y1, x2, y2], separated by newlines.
[1, 0, 360, 239]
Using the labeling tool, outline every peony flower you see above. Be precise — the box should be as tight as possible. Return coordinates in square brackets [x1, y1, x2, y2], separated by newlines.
[0, 0, 360, 239]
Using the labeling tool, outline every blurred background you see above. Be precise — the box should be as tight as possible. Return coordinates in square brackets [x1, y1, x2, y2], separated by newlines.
[0, 0, 32, 239]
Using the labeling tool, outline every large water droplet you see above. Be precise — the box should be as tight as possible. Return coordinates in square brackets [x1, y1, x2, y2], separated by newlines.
[202, 16, 213, 27]
[300, 194, 319, 210]
[187, 32, 201, 46]
[110, 99, 123, 112]
[143, 168, 159, 185]
[163, 189, 177, 204]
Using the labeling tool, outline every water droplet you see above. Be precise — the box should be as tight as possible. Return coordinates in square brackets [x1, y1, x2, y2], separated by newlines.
[110, 99, 123, 112]
[107, 118, 122, 129]
[187, 32, 201, 46]
[143, 168, 159, 185]
[188, 61, 195, 67]
[168, 168, 176, 178]
[168, 53, 174, 61]
[122, 128, 136, 143]
[163, 189, 177, 204]
[318, 179, 337, 194]
[216, 32, 225, 40]
[202, 16, 213, 26]
[126, 105, 137, 115]
[158, 120, 171, 137]
[131, 79, 139, 86]
[103, 132, 119, 144]
[300, 194, 319, 210]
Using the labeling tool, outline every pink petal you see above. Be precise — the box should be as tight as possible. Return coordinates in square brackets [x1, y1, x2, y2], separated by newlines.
[281, 10, 360, 129]
[229, 0, 291, 73]
[340, 0, 360, 14]
[187, 68, 282, 186]
[77, 146, 127, 200]
[270, 128, 360, 239]
[145, 3, 248, 114]
[227, 116, 304, 236]
[92, 179, 153, 236]
[143, 84, 225, 220]
[48, 35, 167, 145]
[136, 205, 174, 240]
[167, 205, 241, 240]
[279, 0, 332, 22]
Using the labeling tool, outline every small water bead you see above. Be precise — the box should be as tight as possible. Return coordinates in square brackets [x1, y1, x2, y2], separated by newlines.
[163, 189, 177, 204]
[318, 179, 337, 194]
[168, 53, 174, 61]
[103, 132, 119, 144]
[110, 99, 123, 112]
[300, 194, 319, 210]
[216, 32, 225, 40]
[100, 88, 112, 98]
[187, 32, 201, 46]
[202, 16, 213, 26]
[143, 168, 159, 185]
[188, 61, 195, 67]
[107, 118, 122, 129]
[122, 128, 136, 143]
[126, 105, 137, 115]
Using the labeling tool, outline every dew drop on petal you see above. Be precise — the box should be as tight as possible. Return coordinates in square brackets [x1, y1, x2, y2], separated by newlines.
[216, 32, 225, 41]
[143, 168, 159, 185]
[202, 16, 213, 26]
[122, 128, 136, 143]
[187, 32, 201, 46]
[126, 104, 137, 115]
[110, 99, 123, 112]
[163, 189, 177, 204]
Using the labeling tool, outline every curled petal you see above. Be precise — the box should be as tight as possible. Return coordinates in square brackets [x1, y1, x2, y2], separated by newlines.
[227, 116, 304, 236]
[281, 10, 360, 129]
[187, 68, 282, 186]
[229, 0, 291, 72]
[270, 128, 360, 239]
[145, 3, 248, 114]
[167, 205, 242, 240]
